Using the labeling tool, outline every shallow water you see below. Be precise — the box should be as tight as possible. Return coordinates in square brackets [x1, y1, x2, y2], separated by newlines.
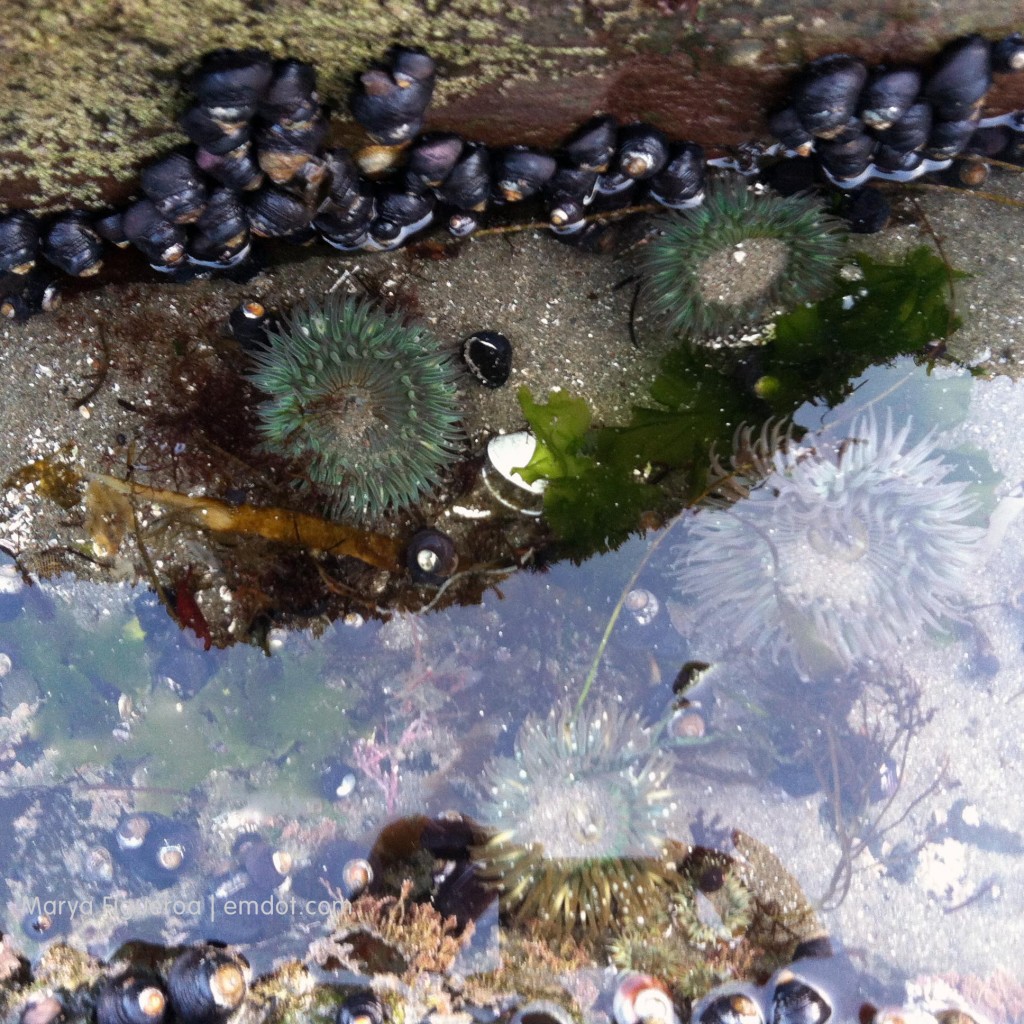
[4, 348, 1024, 1019]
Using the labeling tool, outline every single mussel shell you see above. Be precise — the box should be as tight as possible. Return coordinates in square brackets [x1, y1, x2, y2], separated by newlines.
[691, 984, 765, 1024]
[461, 329, 512, 388]
[925, 115, 980, 159]
[993, 32, 1024, 74]
[767, 107, 814, 156]
[315, 191, 376, 250]
[94, 209, 129, 248]
[180, 103, 250, 155]
[259, 57, 319, 124]
[141, 152, 208, 225]
[648, 141, 705, 208]
[195, 143, 264, 192]
[191, 48, 274, 122]
[817, 127, 877, 184]
[167, 945, 249, 1024]
[616, 122, 670, 180]
[337, 990, 384, 1024]
[405, 527, 459, 585]
[323, 147, 364, 204]
[188, 188, 250, 266]
[873, 101, 931, 156]
[122, 199, 187, 268]
[96, 974, 168, 1024]
[351, 48, 436, 146]
[0, 210, 40, 274]
[562, 113, 618, 172]
[255, 116, 329, 184]
[246, 185, 314, 237]
[859, 67, 922, 130]
[840, 187, 891, 234]
[408, 132, 464, 186]
[792, 54, 868, 139]
[0, 267, 60, 322]
[436, 142, 491, 211]
[367, 181, 435, 248]
[495, 145, 557, 202]
[229, 298, 278, 352]
[41, 212, 104, 277]
[924, 34, 992, 122]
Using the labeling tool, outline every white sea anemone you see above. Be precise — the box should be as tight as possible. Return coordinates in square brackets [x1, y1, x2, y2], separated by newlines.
[674, 413, 984, 678]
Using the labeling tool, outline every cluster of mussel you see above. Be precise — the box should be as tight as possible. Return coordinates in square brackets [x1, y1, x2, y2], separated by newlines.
[0, 44, 708, 323]
[770, 32, 1024, 187]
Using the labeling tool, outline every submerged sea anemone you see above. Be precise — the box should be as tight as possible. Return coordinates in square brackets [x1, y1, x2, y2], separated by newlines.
[473, 700, 680, 940]
[643, 181, 846, 343]
[675, 414, 983, 679]
[248, 294, 463, 520]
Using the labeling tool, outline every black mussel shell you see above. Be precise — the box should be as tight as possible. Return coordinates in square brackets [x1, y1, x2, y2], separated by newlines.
[167, 946, 249, 1024]
[436, 143, 491, 211]
[180, 104, 250, 155]
[369, 182, 435, 246]
[873, 145, 922, 175]
[246, 186, 314, 237]
[123, 199, 187, 267]
[874, 101, 931, 156]
[392, 47, 436, 94]
[255, 116, 329, 184]
[562, 113, 618, 172]
[191, 48, 273, 122]
[188, 188, 250, 266]
[141, 153, 208, 225]
[96, 974, 168, 1024]
[546, 166, 598, 205]
[337, 991, 384, 1024]
[817, 127, 876, 181]
[792, 54, 868, 139]
[967, 124, 1011, 158]
[406, 528, 458, 584]
[925, 115, 980, 159]
[0, 211, 40, 274]
[496, 145, 557, 202]
[229, 298, 277, 352]
[770, 973, 832, 1024]
[859, 67, 922, 130]
[767, 107, 814, 156]
[461, 329, 512, 388]
[993, 32, 1024, 74]
[94, 209, 129, 248]
[649, 141, 705, 207]
[195, 144, 265, 192]
[323, 147, 364, 203]
[760, 155, 819, 195]
[616, 122, 670, 179]
[259, 57, 319, 123]
[0, 267, 60, 322]
[408, 132, 464, 186]
[924, 34, 992, 122]
[41, 212, 104, 277]
[315, 191, 376, 250]
[320, 758, 357, 801]
[350, 49, 435, 146]
[841, 187, 890, 233]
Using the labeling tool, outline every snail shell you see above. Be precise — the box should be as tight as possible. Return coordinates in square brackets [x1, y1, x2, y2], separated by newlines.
[436, 143, 492, 212]
[41, 212, 104, 277]
[235, 833, 292, 893]
[510, 1002, 575, 1024]
[195, 143, 264, 192]
[495, 146, 558, 202]
[96, 974, 168, 1024]
[259, 57, 319, 123]
[692, 986, 765, 1024]
[767, 108, 815, 156]
[408, 132, 465, 187]
[993, 33, 1024, 74]
[616, 123, 670, 180]
[167, 946, 249, 1024]
[613, 973, 678, 1024]
[179, 103, 250, 155]
[0, 211, 40, 275]
[769, 970, 832, 1024]
[648, 142, 705, 208]
[925, 115, 979, 160]
[563, 114, 618, 172]
[405, 528, 459, 585]
[245, 185, 314, 238]
[792, 54, 868, 139]
[340, 857, 373, 900]
[229, 299, 277, 352]
[188, 188, 250, 267]
[337, 991, 384, 1024]
[0, 267, 60, 322]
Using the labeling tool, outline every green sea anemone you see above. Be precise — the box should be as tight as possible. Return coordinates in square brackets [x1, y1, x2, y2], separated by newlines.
[643, 181, 846, 344]
[473, 700, 680, 941]
[248, 294, 463, 520]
